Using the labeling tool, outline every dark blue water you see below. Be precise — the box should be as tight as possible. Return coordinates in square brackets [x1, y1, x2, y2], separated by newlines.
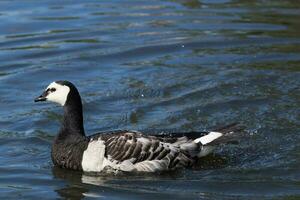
[0, 0, 299, 199]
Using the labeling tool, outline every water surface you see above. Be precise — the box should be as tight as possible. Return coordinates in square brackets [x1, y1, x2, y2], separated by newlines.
[0, 0, 299, 199]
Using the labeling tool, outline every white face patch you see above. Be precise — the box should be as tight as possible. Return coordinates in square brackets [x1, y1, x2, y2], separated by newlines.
[45, 82, 70, 106]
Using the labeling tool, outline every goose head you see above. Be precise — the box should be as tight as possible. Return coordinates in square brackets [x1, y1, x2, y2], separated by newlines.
[34, 81, 76, 106]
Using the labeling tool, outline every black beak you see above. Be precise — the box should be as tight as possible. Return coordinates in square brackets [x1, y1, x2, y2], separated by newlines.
[34, 91, 48, 102]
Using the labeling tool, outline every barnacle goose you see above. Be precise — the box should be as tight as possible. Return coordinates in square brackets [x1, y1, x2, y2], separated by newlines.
[35, 80, 243, 173]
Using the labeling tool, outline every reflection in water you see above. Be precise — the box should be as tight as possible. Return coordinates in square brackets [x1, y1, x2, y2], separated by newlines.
[52, 167, 88, 200]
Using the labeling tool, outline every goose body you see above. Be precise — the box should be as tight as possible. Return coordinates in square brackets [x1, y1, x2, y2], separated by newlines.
[35, 81, 243, 173]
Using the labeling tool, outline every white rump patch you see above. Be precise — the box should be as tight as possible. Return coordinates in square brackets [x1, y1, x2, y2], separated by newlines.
[46, 82, 70, 106]
[194, 131, 223, 145]
[82, 139, 106, 172]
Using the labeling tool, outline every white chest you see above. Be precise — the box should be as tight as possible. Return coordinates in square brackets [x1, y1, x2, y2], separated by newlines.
[81, 139, 106, 172]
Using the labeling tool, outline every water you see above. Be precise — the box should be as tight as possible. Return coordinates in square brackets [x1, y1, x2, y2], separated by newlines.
[0, 0, 299, 199]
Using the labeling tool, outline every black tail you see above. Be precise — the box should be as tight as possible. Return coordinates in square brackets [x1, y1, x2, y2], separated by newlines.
[208, 123, 245, 145]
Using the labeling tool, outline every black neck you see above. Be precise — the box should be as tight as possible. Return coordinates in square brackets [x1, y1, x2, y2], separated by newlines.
[57, 88, 85, 141]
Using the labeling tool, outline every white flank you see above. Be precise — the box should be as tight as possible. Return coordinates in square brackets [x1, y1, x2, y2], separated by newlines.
[46, 82, 70, 106]
[194, 131, 223, 145]
[82, 139, 106, 172]
[134, 160, 168, 172]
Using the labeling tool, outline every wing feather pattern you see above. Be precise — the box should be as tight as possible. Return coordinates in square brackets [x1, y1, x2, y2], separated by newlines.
[97, 131, 194, 172]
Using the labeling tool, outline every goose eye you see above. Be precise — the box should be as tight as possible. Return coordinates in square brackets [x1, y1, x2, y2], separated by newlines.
[50, 88, 56, 92]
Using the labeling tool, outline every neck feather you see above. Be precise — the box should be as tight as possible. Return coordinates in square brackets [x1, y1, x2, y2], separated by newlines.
[57, 90, 85, 140]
